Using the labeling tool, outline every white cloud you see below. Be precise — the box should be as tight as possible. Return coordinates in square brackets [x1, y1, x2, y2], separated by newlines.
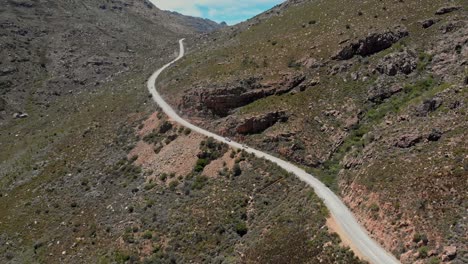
[150, 0, 284, 24]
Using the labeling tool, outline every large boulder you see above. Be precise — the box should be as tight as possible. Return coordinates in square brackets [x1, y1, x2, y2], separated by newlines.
[420, 18, 437, 29]
[332, 26, 409, 60]
[442, 245, 457, 261]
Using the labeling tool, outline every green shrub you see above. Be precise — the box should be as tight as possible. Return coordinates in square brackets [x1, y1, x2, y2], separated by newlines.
[192, 175, 208, 190]
[144, 182, 157, 190]
[413, 233, 428, 243]
[418, 246, 428, 258]
[235, 222, 248, 236]
[369, 203, 380, 212]
[115, 250, 131, 263]
[194, 158, 209, 172]
[417, 52, 432, 72]
[233, 163, 242, 176]
[142, 231, 152, 239]
[159, 121, 173, 133]
[169, 180, 179, 191]
[159, 173, 167, 182]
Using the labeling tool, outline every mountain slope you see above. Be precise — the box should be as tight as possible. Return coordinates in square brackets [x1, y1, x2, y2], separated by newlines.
[0, 1, 366, 263]
[0, 0, 220, 118]
[158, 0, 467, 263]
[0, 0, 222, 262]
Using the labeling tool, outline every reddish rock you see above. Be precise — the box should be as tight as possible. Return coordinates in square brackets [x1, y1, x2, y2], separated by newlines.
[442, 245, 457, 261]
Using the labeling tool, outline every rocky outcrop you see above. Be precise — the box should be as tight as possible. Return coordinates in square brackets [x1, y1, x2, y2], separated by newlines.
[395, 133, 422, 148]
[429, 23, 467, 81]
[439, 20, 465, 34]
[332, 26, 408, 60]
[435, 6, 461, 15]
[415, 97, 443, 116]
[376, 49, 417, 76]
[236, 111, 288, 134]
[367, 80, 402, 103]
[299, 57, 325, 69]
[185, 75, 305, 117]
[442, 245, 457, 261]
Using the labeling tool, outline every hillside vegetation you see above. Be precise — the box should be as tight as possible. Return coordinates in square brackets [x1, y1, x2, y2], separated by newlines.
[0, 0, 368, 263]
[159, 0, 467, 263]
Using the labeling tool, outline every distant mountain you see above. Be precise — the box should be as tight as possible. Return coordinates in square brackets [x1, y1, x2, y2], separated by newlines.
[0, 0, 221, 120]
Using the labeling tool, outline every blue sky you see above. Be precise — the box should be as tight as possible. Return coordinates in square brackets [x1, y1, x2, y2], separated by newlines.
[150, 0, 285, 25]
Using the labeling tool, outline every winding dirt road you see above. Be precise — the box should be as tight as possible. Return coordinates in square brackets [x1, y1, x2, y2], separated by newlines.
[147, 39, 400, 264]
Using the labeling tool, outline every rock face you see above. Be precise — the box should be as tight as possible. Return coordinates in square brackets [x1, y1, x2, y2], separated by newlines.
[236, 111, 288, 134]
[367, 80, 402, 103]
[435, 6, 461, 15]
[184, 75, 305, 117]
[376, 49, 417, 76]
[332, 26, 409, 60]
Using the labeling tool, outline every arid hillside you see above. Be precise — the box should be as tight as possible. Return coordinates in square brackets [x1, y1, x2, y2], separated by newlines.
[0, 0, 369, 263]
[158, 0, 467, 263]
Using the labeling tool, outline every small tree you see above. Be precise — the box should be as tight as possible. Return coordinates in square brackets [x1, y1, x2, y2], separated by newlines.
[233, 164, 241, 176]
